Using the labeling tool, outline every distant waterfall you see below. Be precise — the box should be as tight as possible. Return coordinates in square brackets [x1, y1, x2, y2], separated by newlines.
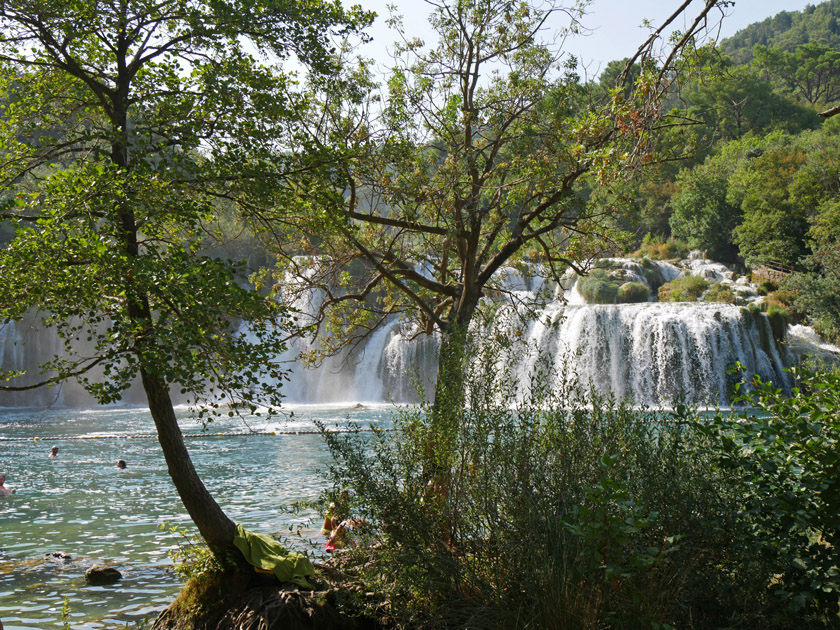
[1, 258, 836, 408]
[273, 258, 803, 407]
[273, 301, 789, 407]
[0, 313, 67, 407]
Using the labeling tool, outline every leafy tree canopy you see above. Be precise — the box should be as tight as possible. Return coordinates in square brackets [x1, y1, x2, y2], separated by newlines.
[0, 0, 371, 554]
[754, 41, 840, 106]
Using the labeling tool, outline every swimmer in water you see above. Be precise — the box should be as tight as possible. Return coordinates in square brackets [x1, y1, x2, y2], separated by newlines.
[0, 473, 16, 496]
[116, 460, 127, 470]
[49, 445, 59, 458]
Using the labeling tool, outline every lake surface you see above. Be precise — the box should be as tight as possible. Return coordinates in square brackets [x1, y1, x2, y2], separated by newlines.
[0, 404, 394, 629]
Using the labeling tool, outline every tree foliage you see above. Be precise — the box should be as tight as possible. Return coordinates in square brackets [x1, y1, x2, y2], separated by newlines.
[0, 0, 370, 554]
[754, 42, 840, 106]
[704, 365, 840, 618]
[669, 162, 741, 262]
[263, 0, 727, 398]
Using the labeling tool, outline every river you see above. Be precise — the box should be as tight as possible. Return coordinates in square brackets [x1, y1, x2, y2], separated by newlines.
[0, 404, 394, 629]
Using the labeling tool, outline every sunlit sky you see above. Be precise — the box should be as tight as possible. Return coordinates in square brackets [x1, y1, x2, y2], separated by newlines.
[353, 0, 819, 79]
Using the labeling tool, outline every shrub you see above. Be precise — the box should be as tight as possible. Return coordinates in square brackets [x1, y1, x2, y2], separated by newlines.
[639, 256, 666, 290]
[593, 258, 619, 269]
[764, 303, 790, 342]
[616, 281, 650, 303]
[577, 268, 618, 304]
[320, 333, 772, 629]
[703, 282, 737, 304]
[658, 275, 709, 302]
[757, 279, 778, 296]
[632, 235, 690, 260]
[698, 366, 840, 622]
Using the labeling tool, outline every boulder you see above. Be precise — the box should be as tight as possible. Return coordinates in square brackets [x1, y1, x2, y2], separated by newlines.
[85, 565, 122, 585]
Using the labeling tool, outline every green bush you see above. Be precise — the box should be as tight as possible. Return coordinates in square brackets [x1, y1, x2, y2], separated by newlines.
[577, 268, 618, 304]
[593, 258, 620, 270]
[632, 235, 690, 260]
[698, 365, 840, 622]
[616, 281, 650, 303]
[703, 282, 737, 304]
[639, 257, 666, 290]
[658, 275, 709, 302]
[320, 334, 777, 630]
[757, 279, 778, 296]
[764, 303, 790, 342]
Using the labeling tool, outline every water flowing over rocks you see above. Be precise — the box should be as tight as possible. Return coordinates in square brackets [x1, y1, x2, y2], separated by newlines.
[2, 255, 837, 408]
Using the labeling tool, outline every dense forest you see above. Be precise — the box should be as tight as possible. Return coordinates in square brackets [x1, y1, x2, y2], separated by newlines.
[604, 0, 840, 343]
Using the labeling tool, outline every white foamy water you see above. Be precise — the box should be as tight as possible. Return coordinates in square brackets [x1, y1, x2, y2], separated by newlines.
[2, 259, 835, 409]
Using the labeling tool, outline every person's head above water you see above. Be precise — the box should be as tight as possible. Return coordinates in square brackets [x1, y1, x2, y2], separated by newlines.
[49, 445, 59, 457]
[0, 473, 15, 495]
[116, 460, 127, 470]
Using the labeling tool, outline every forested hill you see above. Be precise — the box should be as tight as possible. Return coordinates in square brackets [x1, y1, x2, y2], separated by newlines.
[598, 1, 840, 348]
[721, 0, 840, 64]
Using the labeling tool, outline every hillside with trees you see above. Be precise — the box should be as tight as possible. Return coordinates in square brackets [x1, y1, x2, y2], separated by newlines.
[604, 1, 840, 344]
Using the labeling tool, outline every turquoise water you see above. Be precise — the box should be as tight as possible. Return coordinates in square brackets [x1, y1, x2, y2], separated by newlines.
[0, 404, 394, 629]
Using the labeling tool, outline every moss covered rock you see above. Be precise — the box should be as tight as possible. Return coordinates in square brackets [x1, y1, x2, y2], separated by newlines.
[617, 282, 650, 303]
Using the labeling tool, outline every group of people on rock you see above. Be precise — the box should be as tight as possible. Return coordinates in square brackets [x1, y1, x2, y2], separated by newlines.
[0, 446, 128, 497]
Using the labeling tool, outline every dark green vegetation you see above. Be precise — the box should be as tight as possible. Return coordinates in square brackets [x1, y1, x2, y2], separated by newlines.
[700, 365, 840, 618]
[321, 336, 840, 629]
[0, 0, 369, 562]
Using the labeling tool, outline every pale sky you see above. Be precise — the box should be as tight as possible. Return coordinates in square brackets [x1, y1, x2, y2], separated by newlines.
[353, 0, 819, 79]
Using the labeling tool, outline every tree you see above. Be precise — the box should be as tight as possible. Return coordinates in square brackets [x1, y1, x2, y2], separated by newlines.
[730, 142, 810, 268]
[786, 122, 840, 342]
[685, 64, 818, 141]
[261, 0, 727, 442]
[669, 162, 741, 262]
[753, 42, 840, 107]
[0, 0, 369, 562]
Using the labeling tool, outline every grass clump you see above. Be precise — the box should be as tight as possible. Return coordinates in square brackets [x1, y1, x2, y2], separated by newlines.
[764, 303, 790, 343]
[577, 268, 618, 304]
[632, 235, 690, 260]
[658, 275, 709, 302]
[703, 282, 737, 304]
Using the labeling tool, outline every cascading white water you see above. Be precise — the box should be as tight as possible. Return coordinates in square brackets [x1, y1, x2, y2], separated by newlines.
[0, 313, 68, 407]
[489, 301, 789, 406]
[2, 257, 836, 407]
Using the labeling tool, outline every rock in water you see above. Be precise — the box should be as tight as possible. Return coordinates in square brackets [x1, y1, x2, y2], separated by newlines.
[85, 565, 122, 585]
[44, 552, 72, 562]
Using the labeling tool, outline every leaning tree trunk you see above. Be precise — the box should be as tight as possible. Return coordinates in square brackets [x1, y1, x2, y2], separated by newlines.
[110, 106, 242, 564]
[141, 368, 238, 554]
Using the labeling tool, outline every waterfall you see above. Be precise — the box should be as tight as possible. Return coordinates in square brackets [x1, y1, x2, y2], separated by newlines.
[0, 313, 68, 407]
[2, 258, 836, 408]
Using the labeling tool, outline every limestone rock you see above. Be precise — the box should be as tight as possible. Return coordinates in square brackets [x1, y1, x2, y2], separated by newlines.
[85, 565, 122, 585]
